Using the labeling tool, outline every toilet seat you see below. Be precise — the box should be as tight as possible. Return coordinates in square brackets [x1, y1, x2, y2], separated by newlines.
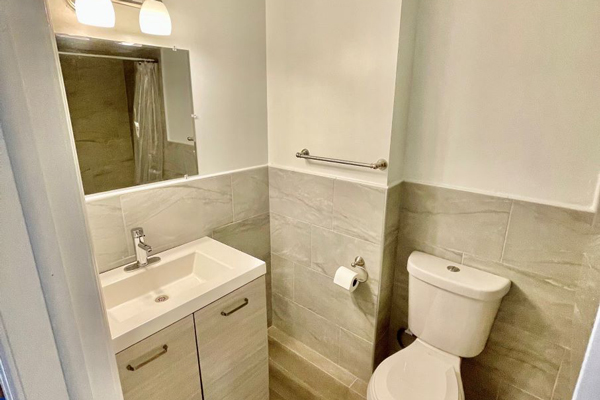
[368, 339, 463, 400]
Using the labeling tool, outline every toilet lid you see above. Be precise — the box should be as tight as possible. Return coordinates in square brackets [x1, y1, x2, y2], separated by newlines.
[370, 341, 460, 400]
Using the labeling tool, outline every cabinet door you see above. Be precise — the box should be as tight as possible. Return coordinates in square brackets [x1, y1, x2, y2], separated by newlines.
[116, 315, 202, 400]
[194, 277, 269, 400]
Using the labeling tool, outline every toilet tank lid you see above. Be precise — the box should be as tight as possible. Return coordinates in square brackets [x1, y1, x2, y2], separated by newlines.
[407, 252, 511, 301]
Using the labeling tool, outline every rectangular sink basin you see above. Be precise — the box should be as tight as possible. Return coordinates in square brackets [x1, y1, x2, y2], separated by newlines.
[100, 237, 266, 353]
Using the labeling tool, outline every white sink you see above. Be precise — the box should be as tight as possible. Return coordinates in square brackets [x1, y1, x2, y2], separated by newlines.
[100, 237, 266, 353]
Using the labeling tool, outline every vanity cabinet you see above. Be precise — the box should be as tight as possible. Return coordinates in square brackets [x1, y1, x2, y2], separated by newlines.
[194, 277, 269, 400]
[116, 315, 202, 400]
[115, 277, 268, 400]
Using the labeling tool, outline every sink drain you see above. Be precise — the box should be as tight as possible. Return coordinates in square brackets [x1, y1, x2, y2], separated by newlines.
[155, 295, 169, 303]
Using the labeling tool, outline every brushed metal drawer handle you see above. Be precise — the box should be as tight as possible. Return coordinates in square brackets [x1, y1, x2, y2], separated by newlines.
[126, 345, 168, 371]
[221, 298, 249, 316]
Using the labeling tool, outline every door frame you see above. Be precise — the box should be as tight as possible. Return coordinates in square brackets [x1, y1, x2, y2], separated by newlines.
[0, 0, 123, 398]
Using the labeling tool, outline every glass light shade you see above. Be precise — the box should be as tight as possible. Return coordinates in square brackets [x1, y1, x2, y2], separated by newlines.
[139, 0, 172, 36]
[75, 0, 116, 28]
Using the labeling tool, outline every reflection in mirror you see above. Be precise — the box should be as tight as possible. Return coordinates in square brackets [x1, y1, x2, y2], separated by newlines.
[56, 35, 198, 195]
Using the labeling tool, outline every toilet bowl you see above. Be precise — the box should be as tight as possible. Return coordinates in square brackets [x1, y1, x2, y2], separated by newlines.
[367, 339, 464, 400]
[368, 252, 510, 400]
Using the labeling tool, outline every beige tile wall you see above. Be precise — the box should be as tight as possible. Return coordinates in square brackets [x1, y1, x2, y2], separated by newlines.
[84, 164, 599, 398]
[85, 166, 272, 320]
[389, 182, 600, 400]
[269, 167, 392, 381]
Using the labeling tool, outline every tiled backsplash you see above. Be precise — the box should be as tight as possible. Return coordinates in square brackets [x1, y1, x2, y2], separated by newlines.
[389, 182, 600, 400]
[85, 166, 272, 319]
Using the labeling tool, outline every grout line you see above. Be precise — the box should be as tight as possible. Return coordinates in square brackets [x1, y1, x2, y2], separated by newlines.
[500, 200, 514, 263]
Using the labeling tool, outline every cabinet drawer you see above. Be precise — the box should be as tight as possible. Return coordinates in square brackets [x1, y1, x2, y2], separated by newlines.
[116, 315, 202, 400]
[194, 277, 269, 400]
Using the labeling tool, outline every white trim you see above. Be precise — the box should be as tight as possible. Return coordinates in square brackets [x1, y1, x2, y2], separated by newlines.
[591, 172, 600, 214]
[402, 179, 598, 213]
[387, 178, 403, 189]
[268, 163, 389, 189]
[0, 0, 123, 398]
[269, 165, 598, 212]
[0, 129, 70, 400]
[86, 164, 269, 202]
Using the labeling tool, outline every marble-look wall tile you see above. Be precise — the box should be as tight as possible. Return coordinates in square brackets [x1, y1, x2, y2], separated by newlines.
[460, 358, 502, 400]
[384, 182, 402, 237]
[271, 254, 294, 300]
[86, 197, 133, 273]
[121, 175, 233, 253]
[212, 213, 270, 261]
[269, 168, 334, 229]
[570, 252, 600, 387]
[473, 321, 563, 399]
[232, 167, 269, 221]
[498, 384, 543, 400]
[388, 280, 408, 354]
[552, 349, 573, 400]
[463, 255, 575, 348]
[375, 232, 398, 356]
[502, 201, 593, 289]
[212, 212, 272, 324]
[461, 359, 501, 400]
[333, 180, 386, 243]
[338, 328, 374, 381]
[272, 293, 340, 362]
[270, 213, 311, 266]
[294, 265, 377, 342]
[388, 182, 597, 400]
[400, 182, 512, 260]
[311, 226, 383, 292]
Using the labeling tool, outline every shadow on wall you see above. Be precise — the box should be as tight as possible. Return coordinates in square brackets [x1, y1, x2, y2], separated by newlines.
[387, 182, 600, 400]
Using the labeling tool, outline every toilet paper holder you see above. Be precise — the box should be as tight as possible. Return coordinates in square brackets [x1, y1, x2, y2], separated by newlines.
[350, 256, 369, 283]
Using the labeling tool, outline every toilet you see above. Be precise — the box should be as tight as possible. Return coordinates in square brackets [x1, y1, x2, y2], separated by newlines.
[368, 252, 511, 400]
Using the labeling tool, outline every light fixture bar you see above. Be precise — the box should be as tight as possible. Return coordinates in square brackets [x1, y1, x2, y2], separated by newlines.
[66, 0, 143, 10]
[58, 51, 156, 63]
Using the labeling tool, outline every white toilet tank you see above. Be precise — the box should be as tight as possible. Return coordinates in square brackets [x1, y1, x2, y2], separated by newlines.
[407, 252, 511, 358]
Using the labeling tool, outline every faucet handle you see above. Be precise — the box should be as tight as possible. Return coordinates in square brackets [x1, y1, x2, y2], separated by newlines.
[131, 227, 145, 239]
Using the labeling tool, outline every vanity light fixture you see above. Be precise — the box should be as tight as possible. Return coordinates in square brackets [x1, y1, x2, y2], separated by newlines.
[139, 0, 172, 36]
[74, 0, 115, 28]
[68, 0, 172, 37]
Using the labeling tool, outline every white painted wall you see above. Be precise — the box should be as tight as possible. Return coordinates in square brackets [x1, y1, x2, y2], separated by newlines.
[266, 0, 403, 185]
[47, 0, 267, 176]
[401, 0, 600, 210]
[387, 0, 419, 185]
[1, 1, 124, 397]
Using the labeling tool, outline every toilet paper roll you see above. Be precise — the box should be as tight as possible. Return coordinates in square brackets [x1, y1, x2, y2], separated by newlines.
[334, 266, 359, 292]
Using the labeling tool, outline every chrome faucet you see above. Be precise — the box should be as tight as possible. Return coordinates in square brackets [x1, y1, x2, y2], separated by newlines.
[125, 227, 157, 271]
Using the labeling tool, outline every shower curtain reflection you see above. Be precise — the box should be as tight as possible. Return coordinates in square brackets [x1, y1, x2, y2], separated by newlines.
[133, 62, 164, 185]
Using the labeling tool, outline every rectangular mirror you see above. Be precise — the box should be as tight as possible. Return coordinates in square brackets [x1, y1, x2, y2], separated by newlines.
[56, 35, 198, 195]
